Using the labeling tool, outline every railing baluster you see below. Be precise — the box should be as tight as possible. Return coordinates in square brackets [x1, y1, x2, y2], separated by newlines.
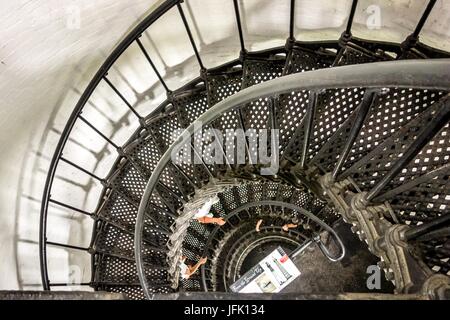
[212, 128, 233, 171]
[299, 91, 318, 169]
[413, 227, 450, 242]
[49, 282, 91, 287]
[373, 163, 450, 202]
[113, 182, 178, 221]
[289, 0, 296, 40]
[103, 76, 142, 120]
[413, 0, 437, 38]
[191, 142, 215, 179]
[237, 108, 253, 166]
[158, 181, 185, 204]
[268, 98, 279, 173]
[233, 0, 246, 53]
[269, 98, 277, 134]
[345, 0, 359, 36]
[171, 163, 198, 188]
[49, 199, 93, 217]
[111, 187, 173, 233]
[400, 0, 437, 58]
[147, 202, 177, 220]
[136, 38, 171, 93]
[177, 3, 205, 70]
[47, 241, 90, 252]
[60, 157, 104, 183]
[332, 0, 358, 66]
[333, 90, 377, 181]
[78, 115, 119, 150]
[147, 118, 201, 192]
[404, 214, 450, 241]
[365, 96, 450, 202]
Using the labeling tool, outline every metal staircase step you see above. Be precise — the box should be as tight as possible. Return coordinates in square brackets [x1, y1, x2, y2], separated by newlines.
[342, 95, 449, 190]
[173, 83, 222, 177]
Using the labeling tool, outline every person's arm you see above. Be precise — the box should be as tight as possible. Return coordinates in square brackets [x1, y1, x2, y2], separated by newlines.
[187, 257, 207, 276]
[197, 216, 225, 225]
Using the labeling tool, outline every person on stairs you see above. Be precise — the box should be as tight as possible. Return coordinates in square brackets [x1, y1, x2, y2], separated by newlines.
[194, 195, 225, 226]
[179, 256, 208, 280]
[255, 219, 263, 232]
[282, 223, 298, 232]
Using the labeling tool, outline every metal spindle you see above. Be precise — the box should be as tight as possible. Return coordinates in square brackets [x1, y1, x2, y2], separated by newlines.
[147, 202, 177, 220]
[158, 182, 185, 203]
[237, 109, 252, 166]
[289, 0, 296, 40]
[332, 0, 358, 66]
[412, 0, 437, 38]
[345, 0, 359, 35]
[78, 115, 119, 150]
[171, 163, 198, 188]
[365, 96, 450, 202]
[300, 91, 318, 169]
[400, 0, 437, 58]
[333, 90, 377, 181]
[233, 0, 246, 52]
[136, 38, 170, 93]
[191, 142, 215, 179]
[49, 199, 92, 217]
[46, 241, 89, 252]
[211, 128, 233, 171]
[374, 163, 449, 202]
[177, 3, 205, 70]
[50, 282, 91, 287]
[103, 76, 141, 119]
[405, 214, 450, 241]
[414, 227, 450, 242]
[60, 157, 104, 182]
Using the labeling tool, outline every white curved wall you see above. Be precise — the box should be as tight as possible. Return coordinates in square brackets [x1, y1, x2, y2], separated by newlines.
[0, 0, 448, 290]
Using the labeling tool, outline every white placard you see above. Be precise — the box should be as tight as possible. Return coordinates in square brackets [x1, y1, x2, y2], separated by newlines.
[230, 247, 301, 293]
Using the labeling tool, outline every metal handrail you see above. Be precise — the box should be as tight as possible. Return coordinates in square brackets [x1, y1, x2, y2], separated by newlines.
[135, 59, 450, 299]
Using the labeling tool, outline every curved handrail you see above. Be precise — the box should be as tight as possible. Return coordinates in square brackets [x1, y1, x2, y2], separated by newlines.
[39, 0, 180, 290]
[135, 59, 450, 299]
[313, 234, 345, 262]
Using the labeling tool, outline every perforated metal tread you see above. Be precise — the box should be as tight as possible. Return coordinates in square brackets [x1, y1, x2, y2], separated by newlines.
[418, 237, 450, 276]
[343, 95, 449, 192]
[93, 254, 169, 286]
[280, 44, 378, 164]
[207, 66, 244, 170]
[277, 45, 335, 155]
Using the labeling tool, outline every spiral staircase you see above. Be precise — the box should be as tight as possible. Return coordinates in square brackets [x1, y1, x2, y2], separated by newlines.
[39, 0, 450, 300]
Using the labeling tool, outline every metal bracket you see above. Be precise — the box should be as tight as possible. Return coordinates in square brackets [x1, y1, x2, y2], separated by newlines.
[319, 172, 445, 297]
